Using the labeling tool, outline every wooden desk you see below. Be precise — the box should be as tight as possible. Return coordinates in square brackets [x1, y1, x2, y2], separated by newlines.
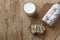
[0, 0, 60, 40]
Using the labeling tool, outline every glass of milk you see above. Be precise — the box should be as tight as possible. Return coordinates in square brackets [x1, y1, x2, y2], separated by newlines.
[23, 2, 36, 16]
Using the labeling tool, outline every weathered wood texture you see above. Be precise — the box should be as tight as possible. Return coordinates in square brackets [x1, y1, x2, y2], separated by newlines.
[0, 0, 60, 40]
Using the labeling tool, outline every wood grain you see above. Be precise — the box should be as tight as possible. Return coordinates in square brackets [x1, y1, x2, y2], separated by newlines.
[0, 0, 60, 40]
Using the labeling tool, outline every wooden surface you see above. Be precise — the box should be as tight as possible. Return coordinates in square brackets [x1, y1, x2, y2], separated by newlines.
[0, 0, 60, 40]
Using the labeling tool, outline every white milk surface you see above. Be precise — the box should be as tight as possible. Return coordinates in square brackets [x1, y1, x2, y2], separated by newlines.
[23, 2, 36, 16]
